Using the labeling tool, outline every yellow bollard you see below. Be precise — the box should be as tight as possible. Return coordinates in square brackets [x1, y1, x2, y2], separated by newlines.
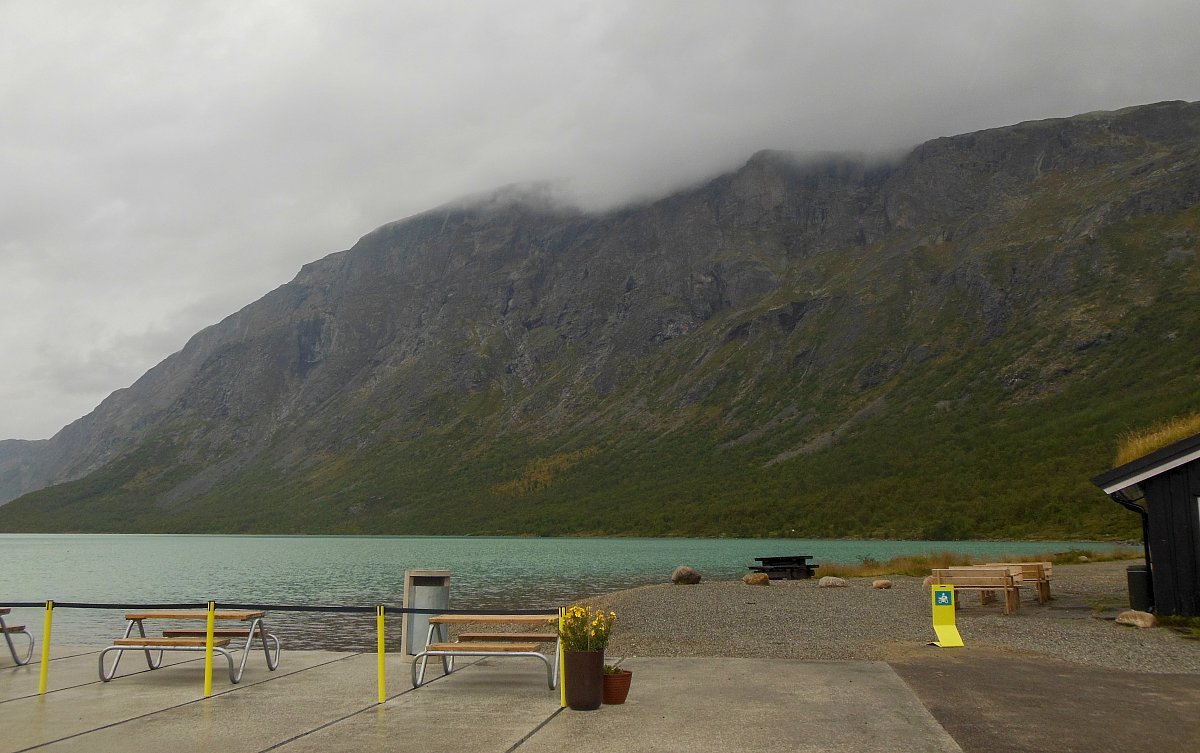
[376, 606, 386, 703]
[37, 600, 54, 695]
[929, 585, 964, 647]
[203, 601, 216, 697]
[558, 607, 566, 708]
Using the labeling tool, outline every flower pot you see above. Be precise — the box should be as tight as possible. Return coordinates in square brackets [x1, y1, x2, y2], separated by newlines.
[563, 650, 604, 710]
[602, 668, 633, 704]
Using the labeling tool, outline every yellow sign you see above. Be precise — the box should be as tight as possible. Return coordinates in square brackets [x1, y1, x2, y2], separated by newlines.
[929, 585, 964, 648]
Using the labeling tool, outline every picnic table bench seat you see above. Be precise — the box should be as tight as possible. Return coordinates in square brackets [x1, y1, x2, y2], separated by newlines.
[457, 631, 557, 642]
[113, 637, 232, 647]
[426, 641, 543, 652]
[411, 614, 559, 690]
[1, 607, 34, 666]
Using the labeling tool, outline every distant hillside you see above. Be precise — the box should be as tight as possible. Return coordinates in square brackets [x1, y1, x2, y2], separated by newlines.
[2, 100, 1199, 538]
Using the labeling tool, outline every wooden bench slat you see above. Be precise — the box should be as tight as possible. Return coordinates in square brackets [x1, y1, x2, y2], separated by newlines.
[0, 607, 10, 615]
[113, 637, 231, 647]
[162, 629, 254, 638]
[426, 642, 541, 652]
[429, 614, 557, 625]
[457, 632, 556, 642]
[2, 625, 26, 633]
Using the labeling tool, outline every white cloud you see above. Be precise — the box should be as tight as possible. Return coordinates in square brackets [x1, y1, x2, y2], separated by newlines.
[2, 0, 1199, 438]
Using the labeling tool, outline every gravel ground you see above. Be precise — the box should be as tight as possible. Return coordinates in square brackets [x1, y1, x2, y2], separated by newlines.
[590, 560, 1200, 674]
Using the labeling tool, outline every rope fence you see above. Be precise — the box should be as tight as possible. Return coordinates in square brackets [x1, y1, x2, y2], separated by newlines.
[6, 600, 564, 704]
[4, 601, 558, 615]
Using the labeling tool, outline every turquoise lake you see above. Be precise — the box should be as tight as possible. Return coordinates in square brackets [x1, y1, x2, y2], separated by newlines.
[1, 534, 1122, 650]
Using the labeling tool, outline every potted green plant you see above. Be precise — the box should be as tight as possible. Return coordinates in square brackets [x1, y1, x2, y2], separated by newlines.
[558, 604, 616, 710]
[602, 663, 633, 704]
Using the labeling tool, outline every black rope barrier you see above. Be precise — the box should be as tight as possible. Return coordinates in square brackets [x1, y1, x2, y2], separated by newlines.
[3, 601, 559, 615]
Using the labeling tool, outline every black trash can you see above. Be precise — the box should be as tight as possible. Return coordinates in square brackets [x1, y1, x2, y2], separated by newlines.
[1127, 564, 1152, 612]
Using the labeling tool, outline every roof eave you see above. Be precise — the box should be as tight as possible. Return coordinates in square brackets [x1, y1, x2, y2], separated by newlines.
[1092, 430, 1200, 495]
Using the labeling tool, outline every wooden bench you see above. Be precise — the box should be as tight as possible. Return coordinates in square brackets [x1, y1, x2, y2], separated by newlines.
[411, 614, 559, 690]
[2, 607, 35, 666]
[985, 562, 1052, 603]
[426, 641, 542, 653]
[930, 568, 1024, 614]
[114, 637, 231, 648]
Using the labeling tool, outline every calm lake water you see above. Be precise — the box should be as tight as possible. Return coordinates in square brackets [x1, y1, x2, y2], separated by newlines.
[1, 534, 1121, 650]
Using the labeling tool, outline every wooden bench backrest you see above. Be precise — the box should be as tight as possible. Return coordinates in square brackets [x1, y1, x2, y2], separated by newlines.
[932, 568, 1015, 588]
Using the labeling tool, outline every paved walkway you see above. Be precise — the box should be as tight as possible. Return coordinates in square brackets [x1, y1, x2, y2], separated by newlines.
[5, 645, 1200, 752]
[3, 646, 957, 753]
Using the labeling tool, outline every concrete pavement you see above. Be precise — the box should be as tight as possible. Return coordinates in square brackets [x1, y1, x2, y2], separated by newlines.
[3, 648, 962, 753]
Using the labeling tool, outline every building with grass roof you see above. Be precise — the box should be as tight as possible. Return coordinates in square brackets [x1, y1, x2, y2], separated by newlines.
[1093, 427, 1200, 617]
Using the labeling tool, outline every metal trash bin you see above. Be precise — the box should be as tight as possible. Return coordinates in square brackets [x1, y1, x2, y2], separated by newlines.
[401, 569, 451, 659]
[1126, 564, 1151, 612]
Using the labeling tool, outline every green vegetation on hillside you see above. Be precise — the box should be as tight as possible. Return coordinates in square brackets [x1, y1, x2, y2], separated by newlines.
[1, 102, 1197, 540]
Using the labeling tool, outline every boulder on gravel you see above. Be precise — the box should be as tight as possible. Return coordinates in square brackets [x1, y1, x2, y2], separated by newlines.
[743, 572, 770, 586]
[872, 579, 893, 589]
[922, 575, 935, 587]
[672, 565, 702, 585]
[1116, 610, 1157, 628]
[818, 576, 847, 588]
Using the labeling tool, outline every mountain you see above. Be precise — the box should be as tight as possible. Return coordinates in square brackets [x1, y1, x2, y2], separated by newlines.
[2, 101, 1199, 538]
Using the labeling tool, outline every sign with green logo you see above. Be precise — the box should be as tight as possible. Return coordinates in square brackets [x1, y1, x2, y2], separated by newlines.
[930, 585, 963, 648]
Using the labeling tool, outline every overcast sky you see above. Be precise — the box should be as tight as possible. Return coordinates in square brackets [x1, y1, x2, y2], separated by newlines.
[2, 1, 1199, 441]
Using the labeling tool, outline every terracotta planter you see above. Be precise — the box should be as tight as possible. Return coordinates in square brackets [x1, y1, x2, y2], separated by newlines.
[563, 650, 604, 710]
[602, 668, 633, 704]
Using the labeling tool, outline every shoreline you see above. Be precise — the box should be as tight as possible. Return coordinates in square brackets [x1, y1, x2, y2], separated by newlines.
[589, 560, 1200, 674]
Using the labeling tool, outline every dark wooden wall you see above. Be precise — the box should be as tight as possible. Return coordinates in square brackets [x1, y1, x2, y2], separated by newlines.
[1144, 461, 1200, 616]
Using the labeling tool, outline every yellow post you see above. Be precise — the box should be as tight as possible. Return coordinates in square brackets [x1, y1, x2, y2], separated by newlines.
[37, 600, 54, 695]
[376, 606, 386, 703]
[558, 607, 566, 708]
[203, 601, 216, 697]
[929, 585, 964, 647]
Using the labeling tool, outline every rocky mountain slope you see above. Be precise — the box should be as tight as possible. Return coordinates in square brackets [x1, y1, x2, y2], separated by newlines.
[2, 100, 1199, 538]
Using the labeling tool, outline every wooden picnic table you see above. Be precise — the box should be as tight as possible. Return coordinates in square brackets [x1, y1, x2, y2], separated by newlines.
[749, 555, 820, 580]
[412, 613, 560, 689]
[99, 608, 280, 683]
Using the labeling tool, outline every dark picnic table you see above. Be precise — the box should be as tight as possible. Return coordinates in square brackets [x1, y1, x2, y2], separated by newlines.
[748, 555, 820, 580]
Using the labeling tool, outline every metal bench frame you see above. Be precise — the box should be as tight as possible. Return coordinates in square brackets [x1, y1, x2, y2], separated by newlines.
[1, 610, 34, 666]
[99, 617, 280, 683]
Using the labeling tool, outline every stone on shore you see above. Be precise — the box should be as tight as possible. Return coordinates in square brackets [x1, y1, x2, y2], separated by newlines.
[743, 572, 770, 586]
[872, 579, 892, 589]
[672, 565, 702, 585]
[1116, 610, 1157, 628]
[922, 575, 935, 587]
[818, 576, 847, 588]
